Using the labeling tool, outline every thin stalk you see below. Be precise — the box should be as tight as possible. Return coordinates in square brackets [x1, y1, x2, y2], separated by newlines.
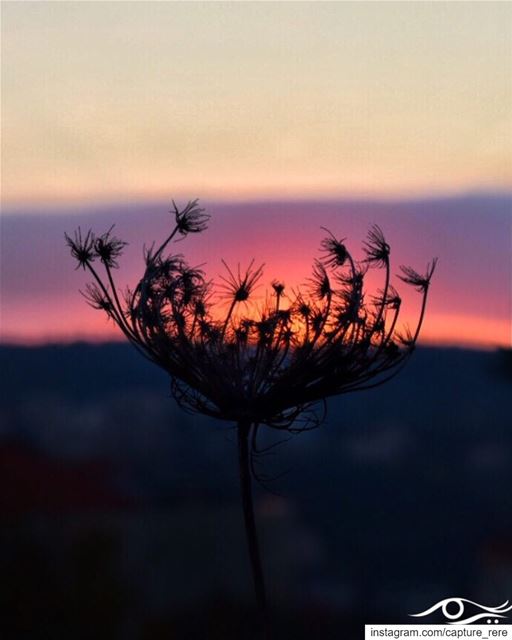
[412, 286, 430, 343]
[237, 421, 267, 633]
[85, 263, 143, 351]
[221, 298, 237, 340]
[152, 225, 179, 261]
[104, 263, 140, 342]
[373, 256, 390, 332]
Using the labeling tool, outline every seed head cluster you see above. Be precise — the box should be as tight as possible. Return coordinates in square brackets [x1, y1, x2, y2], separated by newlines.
[66, 200, 436, 434]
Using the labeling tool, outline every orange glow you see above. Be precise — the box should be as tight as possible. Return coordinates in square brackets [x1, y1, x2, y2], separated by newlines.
[3, 308, 508, 352]
[3, 281, 508, 352]
[1, 197, 509, 351]
[421, 314, 510, 350]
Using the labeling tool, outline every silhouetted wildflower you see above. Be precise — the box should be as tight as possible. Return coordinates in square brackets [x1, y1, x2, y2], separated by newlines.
[271, 280, 285, 300]
[320, 227, 348, 268]
[81, 283, 115, 315]
[398, 259, 437, 292]
[94, 226, 127, 269]
[363, 224, 390, 266]
[219, 259, 264, 303]
[309, 259, 332, 300]
[172, 198, 210, 235]
[67, 199, 436, 625]
[65, 228, 96, 270]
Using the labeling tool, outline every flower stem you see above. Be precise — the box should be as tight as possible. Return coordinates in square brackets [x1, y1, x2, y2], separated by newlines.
[237, 421, 267, 634]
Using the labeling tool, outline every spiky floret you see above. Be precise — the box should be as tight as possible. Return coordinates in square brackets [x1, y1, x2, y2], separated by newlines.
[94, 226, 127, 269]
[172, 199, 210, 235]
[65, 228, 96, 270]
[398, 259, 438, 292]
[218, 259, 265, 303]
[319, 227, 348, 268]
[363, 225, 390, 266]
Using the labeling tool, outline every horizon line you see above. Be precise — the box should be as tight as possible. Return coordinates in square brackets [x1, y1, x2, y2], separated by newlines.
[0, 336, 508, 354]
[3, 188, 512, 216]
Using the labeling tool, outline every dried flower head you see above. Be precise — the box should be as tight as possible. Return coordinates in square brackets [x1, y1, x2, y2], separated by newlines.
[363, 224, 390, 266]
[94, 226, 127, 269]
[219, 259, 265, 304]
[309, 259, 332, 301]
[398, 259, 438, 292]
[271, 280, 285, 298]
[172, 198, 210, 236]
[66, 200, 436, 431]
[65, 228, 96, 270]
[81, 282, 114, 314]
[320, 227, 348, 268]
[66, 199, 436, 622]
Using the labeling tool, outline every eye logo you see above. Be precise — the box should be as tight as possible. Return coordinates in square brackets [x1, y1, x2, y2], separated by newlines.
[410, 598, 512, 625]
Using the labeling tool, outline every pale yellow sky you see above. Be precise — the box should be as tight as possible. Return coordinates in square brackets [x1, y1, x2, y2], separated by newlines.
[2, 1, 511, 204]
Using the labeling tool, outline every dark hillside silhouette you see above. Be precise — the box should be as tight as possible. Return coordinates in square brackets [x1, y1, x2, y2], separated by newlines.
[0, 343, 510, 638]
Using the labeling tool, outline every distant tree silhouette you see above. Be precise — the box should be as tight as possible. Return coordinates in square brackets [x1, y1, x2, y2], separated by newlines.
[67, 200, 436, 634]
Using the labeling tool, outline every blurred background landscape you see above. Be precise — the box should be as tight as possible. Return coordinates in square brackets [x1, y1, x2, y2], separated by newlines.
[2, 1, 511, 638]
[1, 343, 511, 639]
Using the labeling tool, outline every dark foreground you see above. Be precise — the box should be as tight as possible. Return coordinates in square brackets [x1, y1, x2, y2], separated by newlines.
[1, 344, 511, 639]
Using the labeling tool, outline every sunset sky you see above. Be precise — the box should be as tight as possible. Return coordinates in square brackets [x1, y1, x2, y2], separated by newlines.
[1, 2, 511, 348]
